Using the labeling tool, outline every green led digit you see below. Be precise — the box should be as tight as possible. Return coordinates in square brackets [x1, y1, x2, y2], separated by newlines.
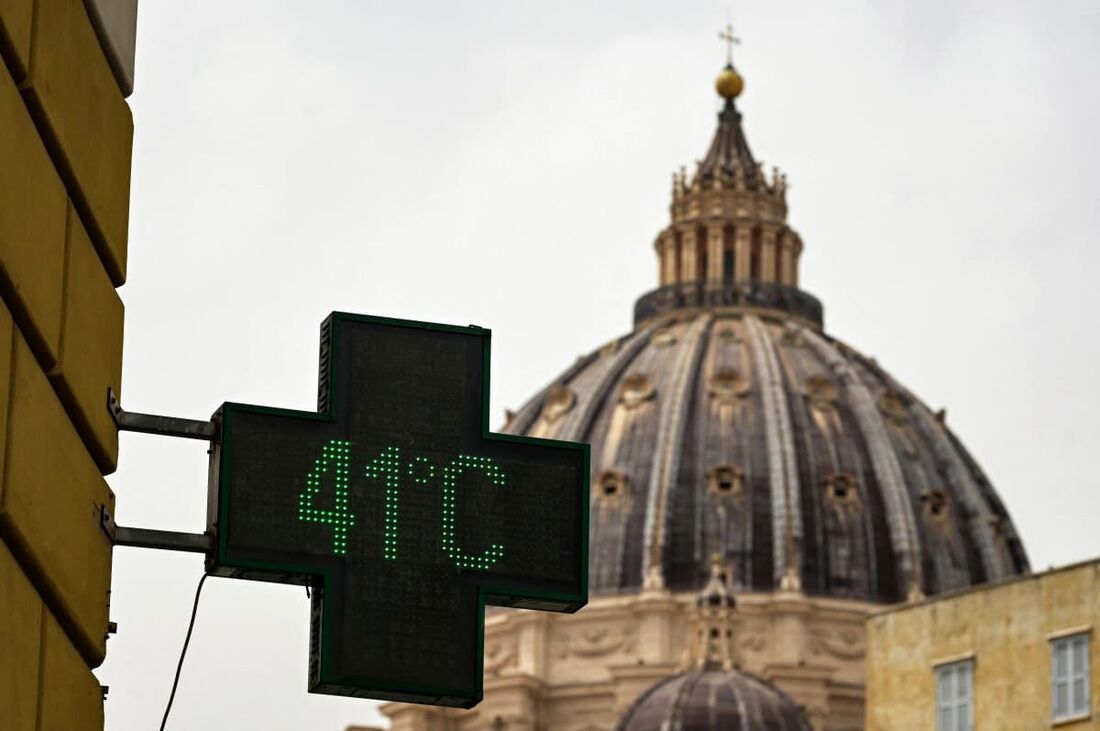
[365, 446, 404, 559]
[297, 439, 355, 555]
[441, 454, 505, 571]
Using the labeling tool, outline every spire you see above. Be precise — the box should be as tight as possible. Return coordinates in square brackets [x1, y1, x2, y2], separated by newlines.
[696, 97, 759, 190]
[699, 25, 758, 190]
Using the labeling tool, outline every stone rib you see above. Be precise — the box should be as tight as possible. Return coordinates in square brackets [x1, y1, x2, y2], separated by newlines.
[744, 316, 803, 585]
[911, 406, 1008, 581]
[641, 314, 712, 585]
[802, 329, 924, 593]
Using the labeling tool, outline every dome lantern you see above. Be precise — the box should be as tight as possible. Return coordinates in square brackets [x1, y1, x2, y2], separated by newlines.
[645, 26, 813, 329]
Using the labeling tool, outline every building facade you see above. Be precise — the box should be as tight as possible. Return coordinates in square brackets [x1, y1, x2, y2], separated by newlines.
[867, 558, 1100, 730]
[0, 2, 137, 729]
[377, 53, 1031, 731]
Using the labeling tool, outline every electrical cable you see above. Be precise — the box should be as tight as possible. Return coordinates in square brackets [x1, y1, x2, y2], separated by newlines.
[160, 571, 210, 731]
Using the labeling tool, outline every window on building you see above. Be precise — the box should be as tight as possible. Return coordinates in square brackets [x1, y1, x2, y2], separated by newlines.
[935, 659, 973, 731]
[1051, 633, 1090, 721]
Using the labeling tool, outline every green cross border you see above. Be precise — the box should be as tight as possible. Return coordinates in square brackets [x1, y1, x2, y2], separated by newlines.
[205, 312, 590, 707]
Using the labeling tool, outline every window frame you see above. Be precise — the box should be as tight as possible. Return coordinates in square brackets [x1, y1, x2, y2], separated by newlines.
[935, 658, 974, 731]
[1050, 631, 1091, 723]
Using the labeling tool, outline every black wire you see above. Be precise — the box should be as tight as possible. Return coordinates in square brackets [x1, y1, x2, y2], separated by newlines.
[160, 571, 210, 731]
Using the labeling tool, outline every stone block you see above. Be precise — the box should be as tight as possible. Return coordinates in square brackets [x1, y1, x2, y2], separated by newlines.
[0, 538, 42, 731]
[0, 62, 67, 366]
[38, 609, 105, 731]
[22, 0, 132, 285]
[50, 204, 123, 473]
[0, 328, 114, 665]
[0, 0, 32, 80]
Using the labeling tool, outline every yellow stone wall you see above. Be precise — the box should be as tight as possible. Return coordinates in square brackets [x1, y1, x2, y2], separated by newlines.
[867, 559, 1100, 730]
[0, 1, 134, 728]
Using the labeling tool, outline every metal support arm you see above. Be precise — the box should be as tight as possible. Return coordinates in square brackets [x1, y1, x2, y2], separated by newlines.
[113, 526, 212, 553]
[101, 506, 213, 554]
[107, 388, 216, 441]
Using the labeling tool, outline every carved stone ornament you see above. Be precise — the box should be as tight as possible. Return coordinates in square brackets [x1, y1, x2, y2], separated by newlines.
[804, 374, 837, 412]
[618, 373, 655, 409]
[780, 320, 803, 346]
[716, 327, 743, 344]
[484, 639, 519, 674]
[879, 390, 910, 423]
[600, 339, 620, 358]
[540, 384, 576, 424]
[708, 369, 750, 403]
[739, 622, 768, 653]
[809, 627, 866, 660]
[555, 625, 637, 659]
[652, 327, 678, 347]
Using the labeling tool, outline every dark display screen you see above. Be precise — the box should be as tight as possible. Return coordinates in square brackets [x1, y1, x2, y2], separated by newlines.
[208, 313, 589, 707]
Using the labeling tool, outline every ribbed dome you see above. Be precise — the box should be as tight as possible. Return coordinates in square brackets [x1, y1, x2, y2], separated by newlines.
[503, 46, 1029, 605]
[616, 669, 812, 731]
[503, 311, 1029, 603]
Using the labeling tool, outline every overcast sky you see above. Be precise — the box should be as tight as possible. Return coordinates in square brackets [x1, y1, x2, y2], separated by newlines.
[95, 2, 1100, 729]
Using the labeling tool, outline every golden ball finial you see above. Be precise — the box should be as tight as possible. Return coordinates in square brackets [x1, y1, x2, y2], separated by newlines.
[715, 64, 744, 99]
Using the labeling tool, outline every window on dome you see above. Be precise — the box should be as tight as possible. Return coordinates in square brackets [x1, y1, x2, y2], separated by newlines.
[1051, 632, 1090, 722]
[935, 659, 973, 731]
[707, 466, 743, 496]
[922, 490, 950, 522]
[824, 473, 860, 512]
[596, 471, 627, 503]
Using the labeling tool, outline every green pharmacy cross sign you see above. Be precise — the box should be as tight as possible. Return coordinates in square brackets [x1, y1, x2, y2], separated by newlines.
[206, 313, 589, 707]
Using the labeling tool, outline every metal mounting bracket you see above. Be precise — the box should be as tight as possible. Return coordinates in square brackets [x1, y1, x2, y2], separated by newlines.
[107, 388, 216, 441]
[100, 505, 213, 554]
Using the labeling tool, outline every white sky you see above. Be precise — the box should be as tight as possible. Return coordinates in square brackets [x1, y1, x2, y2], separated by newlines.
[96, 1, 1100, 729]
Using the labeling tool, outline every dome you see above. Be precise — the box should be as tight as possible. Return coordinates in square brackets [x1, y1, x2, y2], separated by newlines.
[616, 669, 812, 731]
[502, 49, 1029, 603]
[504, 311, 1029, 602]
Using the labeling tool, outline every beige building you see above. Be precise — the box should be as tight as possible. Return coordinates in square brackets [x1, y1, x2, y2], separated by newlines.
[867, 558, 1099, 730]
[356, 47, 1039, 731]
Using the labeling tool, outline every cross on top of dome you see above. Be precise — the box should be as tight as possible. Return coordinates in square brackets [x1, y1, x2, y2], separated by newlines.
[719, 23, 740, 65]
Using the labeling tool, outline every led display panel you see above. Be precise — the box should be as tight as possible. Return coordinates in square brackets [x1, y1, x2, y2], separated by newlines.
[207, 313, 589, 707]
